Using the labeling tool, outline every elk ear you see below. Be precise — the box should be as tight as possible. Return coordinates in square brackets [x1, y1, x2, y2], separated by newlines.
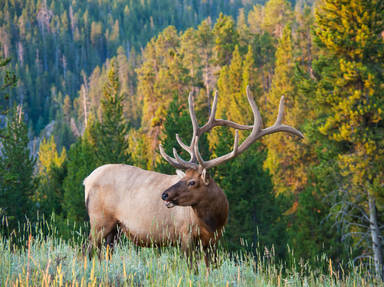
[201, 169, 209, 185]
[176, 169, 185, 178]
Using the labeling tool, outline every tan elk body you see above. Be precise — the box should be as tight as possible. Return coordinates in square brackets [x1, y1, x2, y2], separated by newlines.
[85, 165, 228, 250]
[84, 87, 303, 264]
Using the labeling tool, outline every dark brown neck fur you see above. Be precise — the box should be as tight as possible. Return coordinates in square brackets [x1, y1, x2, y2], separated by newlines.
[192, 180, 228, 236]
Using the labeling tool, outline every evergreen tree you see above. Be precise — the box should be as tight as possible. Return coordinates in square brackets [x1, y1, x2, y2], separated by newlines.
[262, 0, 293, 38]
[264, 25, 307, 195]
[213, 13, 238, 66]
[92, 60, 130, 164]
[213, 125, 286, 256]
[0, 55, 17, 99]
[38, 136, 66, 175]
[63, 135, 97, 223]
[35, 136, 67, 217]
[156, 95, 209, 174]
[155, 96, 193, 175]
[196, 18, 214, 104]
[0, 106, 35, 230]
[314, 0, 384, 278]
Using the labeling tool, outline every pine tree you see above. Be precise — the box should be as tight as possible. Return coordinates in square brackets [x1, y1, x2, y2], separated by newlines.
[213, 13, 238, 66]
[211, 46, 254, 150]
[63, 135, 97, 223]
[196, 18, 214, 105]
[92, 60, 130, 164]
[0, 55, 17, 97]
[156, 95, 210, 174]
[212, 125, 286, 256]
[314, 0, 384, 278]
[0, 54, 17, 116]
[264, 25, 307, 195]
[38, 136, 66, 175]
[262, 0, 292, 38]
[0, 106, 36, 230]
[155, 96, 193, 175]
[35, 136, 67, 217]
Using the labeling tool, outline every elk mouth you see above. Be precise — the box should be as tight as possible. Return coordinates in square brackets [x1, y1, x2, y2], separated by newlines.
[164, 200, 176, 208]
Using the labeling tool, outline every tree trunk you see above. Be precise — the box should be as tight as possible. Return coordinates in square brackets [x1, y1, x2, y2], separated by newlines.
[81, 71, 89, 129]
[368, 193, 383, 280]
[204, 63, 211, 114]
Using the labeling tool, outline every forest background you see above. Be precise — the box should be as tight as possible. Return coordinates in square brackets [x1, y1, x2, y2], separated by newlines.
[1, 0, 384, 279]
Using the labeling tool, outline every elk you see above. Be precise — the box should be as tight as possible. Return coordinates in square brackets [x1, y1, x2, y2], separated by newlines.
[84, 86, 303, 265]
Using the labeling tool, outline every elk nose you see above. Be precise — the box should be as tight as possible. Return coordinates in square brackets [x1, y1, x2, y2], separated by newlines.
[161, 192, 168, 200]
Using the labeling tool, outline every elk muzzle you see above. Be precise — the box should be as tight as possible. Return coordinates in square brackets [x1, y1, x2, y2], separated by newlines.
[161, 181, 185, 208]
[162, 190, 176, 208]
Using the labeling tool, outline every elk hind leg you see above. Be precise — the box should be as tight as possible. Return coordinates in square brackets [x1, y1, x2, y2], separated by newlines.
[104, 223, 122, 257]
[86, 220, 117, 259]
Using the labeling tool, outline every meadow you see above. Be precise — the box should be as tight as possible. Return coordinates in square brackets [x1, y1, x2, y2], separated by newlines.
[0, 217, 378, 287]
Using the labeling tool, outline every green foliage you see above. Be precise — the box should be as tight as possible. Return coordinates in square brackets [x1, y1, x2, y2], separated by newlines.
[155, 96, 192, 174]
[63, 136, 97, 223]
[314, 0, 384, 212]
[212, 126, 286, 256]
[35, 163, 67, 218]
[0, 56, 17, 98]
[310, 0, 384, 276]
[2, 0, 384, 275]
[155, 95, 210, 174]
[262, 0, 292, 37]
[213, 13, 239, 66]
[1, 0, 253, 134]
[263, 24, 308, 195]
[92, 61, 130, 164]
[38, 136, 66, 175]
[288, 184, 348, 266]
[0, 107, 36, 230]
[35, 136, 67, 217]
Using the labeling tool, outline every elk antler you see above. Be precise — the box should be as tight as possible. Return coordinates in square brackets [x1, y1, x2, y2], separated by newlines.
[159, 86, 304, 170]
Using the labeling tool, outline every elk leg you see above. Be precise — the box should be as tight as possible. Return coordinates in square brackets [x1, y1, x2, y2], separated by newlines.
[181, 235, 196, 270]
[203, 244, 218, 268]
[86, 220, 117, 259]
[183, 237, 204, 273]
[104, 224, 122, 254]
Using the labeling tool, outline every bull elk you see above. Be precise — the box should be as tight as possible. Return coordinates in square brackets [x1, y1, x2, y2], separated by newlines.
[84, 86, 303, 266]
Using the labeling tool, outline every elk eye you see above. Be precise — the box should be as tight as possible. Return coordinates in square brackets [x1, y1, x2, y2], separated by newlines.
[188, 180, 195, 186]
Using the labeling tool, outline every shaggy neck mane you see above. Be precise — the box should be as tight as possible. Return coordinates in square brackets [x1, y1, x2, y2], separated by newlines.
[192, 181, 228, 235]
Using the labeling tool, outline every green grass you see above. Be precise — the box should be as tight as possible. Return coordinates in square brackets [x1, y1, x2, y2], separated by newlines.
[0, 218, 379, 286]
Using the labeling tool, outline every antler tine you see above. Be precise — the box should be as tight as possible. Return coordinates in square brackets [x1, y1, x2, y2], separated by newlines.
[176, 134, 193, 158]
[265, 96, 304, 139]
[247, 85, 262, 132]
[188, 92, 199, 139]
[160, 87, 303, 171]
[194, 129, 240, 170]
[207, 90, 218, 126]
[200, 89, 253, 133]
[159, 144, 191, 170]
[275, 96, 285, 126]
[158, 91, 201, 170]
[233, 130, 239, 155]
[193, 86, 304, 169]
[173, 148, 197, 169]
[193, 136, 205, 169]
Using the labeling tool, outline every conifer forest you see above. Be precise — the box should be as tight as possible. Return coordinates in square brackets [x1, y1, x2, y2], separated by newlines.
[1, 0, 384, 285]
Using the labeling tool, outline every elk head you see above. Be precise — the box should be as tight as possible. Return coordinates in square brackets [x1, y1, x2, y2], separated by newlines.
[159, 86, 304, 208]
[161, 168, 210, 208]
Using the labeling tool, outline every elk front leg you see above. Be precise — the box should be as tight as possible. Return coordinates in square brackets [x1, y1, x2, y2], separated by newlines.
[181, 234, 197, 270]
[203, 244, 218, 268]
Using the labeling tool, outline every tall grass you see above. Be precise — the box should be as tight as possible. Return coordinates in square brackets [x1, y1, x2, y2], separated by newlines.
[0, 217, 379, 286]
